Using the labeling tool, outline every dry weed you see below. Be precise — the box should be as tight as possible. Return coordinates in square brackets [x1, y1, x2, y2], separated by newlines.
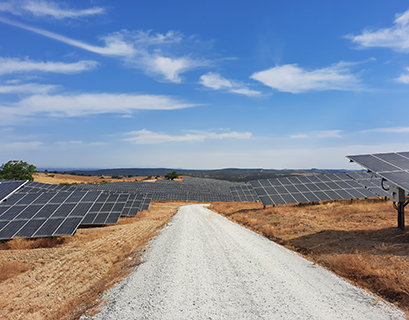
[0, 262, 33, 282]
[0, 237, 67, 250]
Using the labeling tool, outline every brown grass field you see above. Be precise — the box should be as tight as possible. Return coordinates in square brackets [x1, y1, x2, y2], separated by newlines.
[33, 172, 150, 184]
[0, 201, 192, 320]
[209, 199, 409, 317]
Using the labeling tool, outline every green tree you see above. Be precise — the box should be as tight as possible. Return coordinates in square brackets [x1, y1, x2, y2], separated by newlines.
[165, 171, 179, 180]
[0, 160, 37, 181]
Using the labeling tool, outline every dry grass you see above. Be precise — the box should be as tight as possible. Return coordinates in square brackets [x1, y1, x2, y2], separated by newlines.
[0, 262, 34, 282]
[209, 198, 409, 316]
[0, 201, 191, 320]
[33, 172, 150, 185]
[0, 237, 67, 250]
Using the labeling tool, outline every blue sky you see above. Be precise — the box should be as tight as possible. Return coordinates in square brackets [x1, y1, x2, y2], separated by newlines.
[1, 1, 409, 170]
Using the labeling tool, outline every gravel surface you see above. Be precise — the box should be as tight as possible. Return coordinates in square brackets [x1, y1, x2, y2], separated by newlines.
[88, 204, 406, 320]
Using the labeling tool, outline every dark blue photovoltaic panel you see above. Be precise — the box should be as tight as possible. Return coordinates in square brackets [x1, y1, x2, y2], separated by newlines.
[0, 180, 27, 202]
[0, 190, 103, 240]
[250, 173, 380, 206]
[347, 152, 409, 192]
[230, 184, 260, 202]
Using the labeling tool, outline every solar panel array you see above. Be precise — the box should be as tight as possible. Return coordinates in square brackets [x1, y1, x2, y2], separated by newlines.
[249, 173, 380, 206]
[0, 169, 393, 239]
[347, 152, 409, 191]
[0, 190, 103, 240]
[0, 179, 153, 240]
[75, 178, 237, 202]
[230, 184, 260, 202]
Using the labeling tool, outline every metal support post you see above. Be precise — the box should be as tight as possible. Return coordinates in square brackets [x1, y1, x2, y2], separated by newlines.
[393, 200, 408, 231]
[398, 202, 405, 230]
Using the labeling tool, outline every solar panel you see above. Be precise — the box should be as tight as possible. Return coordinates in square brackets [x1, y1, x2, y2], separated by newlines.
[345, 172, 390, 197]
[120, 193, 152, 217]
[74, 178, 236, 202]
[18, 180, 151, 221]
[0, 190, 103, 240]
[230, 184, 260, 202]
[250, 173, 379, 206]
[80, 192, 127, 225]
[0, 180, 27, 202]
[347, 152, 409, 191]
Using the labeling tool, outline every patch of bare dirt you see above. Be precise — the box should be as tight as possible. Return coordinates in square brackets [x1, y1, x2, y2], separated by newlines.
[0, 201, 194, 320]
[209, 198, 409, 317]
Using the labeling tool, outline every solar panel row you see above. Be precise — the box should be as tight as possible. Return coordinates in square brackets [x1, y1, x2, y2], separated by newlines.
[74, 178, 237, 202]
[249, 173, 379, 206]
[0, 180, 154, 240]
[0, 168, 394, 240]
[347, 152, 409, 191]
[230, 184, 260, 202]
[0, 190, 103, 239]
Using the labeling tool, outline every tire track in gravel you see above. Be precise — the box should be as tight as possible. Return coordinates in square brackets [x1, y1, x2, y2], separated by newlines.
[90, 204, 406, 320]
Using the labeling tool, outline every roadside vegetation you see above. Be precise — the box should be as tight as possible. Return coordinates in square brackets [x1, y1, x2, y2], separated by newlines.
[209, 199, 409, 316]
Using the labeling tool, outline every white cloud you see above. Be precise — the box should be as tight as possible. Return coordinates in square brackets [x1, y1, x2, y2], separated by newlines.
[290, 130, 342, 139]
[361, 126, 409, 133]
[0, 140, 43, 150]
[0, 18, 210, 82]
[0, 93, 198, 118]
[0, 83, 56, 94]
[229, 88, 261, 96]
[146, 56, 208, 83]
[56, 140, 107, 147]
[123, 129, 252, 144]
[290, 134, 309, 139]
[346, 9, 409, 52]
[5, 79, 21, 84]
[0, 0, 105, 19]
[0, 57, 98, 74]
[199, 72, 261, 96]
[251, 62, 361, 93]
[0, 17, 135, 56]
[395, 67, 409, 83]
[200, 72, 233, 89]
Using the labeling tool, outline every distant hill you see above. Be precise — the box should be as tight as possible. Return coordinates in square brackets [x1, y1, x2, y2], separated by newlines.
[39, 167, 361, 183]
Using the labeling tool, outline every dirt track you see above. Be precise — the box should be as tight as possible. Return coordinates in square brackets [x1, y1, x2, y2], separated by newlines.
[90, 204, 405, 320]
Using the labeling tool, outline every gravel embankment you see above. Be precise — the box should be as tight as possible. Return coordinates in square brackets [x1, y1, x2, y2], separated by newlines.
[88, 204, 406, 320]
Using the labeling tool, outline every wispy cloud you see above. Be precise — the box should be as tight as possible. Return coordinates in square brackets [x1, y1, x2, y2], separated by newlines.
[199, 72, 261, 96]
[0, 18, 210, 82]
[250, 62, 362, 93]
[290, 130, 342, 139]
[346, 9, 409, 52]
[123, 129, 252, 144]
[0, 57, 98, 74]
[361, 126, 409, 133]
[0, 140, 43, 150]
[56, 140, 108, 147]
[0, 82, 56, 94]
[0, 17, 135, 56]
[0, 93, 198, 120]
[0, 0, 105, 19]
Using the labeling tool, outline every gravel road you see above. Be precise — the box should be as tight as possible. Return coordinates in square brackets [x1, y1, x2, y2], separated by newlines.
[89, 204, 406, 320]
